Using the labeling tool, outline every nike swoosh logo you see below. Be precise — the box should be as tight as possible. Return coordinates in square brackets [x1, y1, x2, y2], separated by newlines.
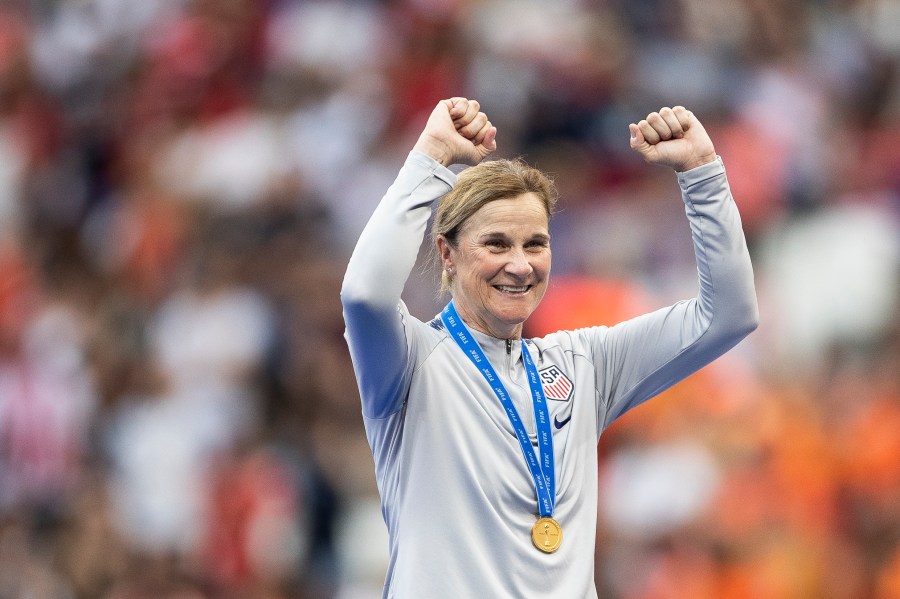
[553, 414, 572, 429]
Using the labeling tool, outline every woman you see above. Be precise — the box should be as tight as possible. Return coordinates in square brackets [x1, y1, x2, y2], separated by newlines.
[341, 98, 758, 598]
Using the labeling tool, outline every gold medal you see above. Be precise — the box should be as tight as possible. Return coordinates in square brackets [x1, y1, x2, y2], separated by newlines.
[531, 517, 562, 553]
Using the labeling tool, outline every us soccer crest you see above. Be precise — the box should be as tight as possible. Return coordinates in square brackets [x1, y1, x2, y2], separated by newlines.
[539, 365, 573, 402]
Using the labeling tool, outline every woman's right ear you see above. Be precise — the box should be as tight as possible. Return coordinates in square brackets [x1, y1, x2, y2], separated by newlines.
[436, 235, 452, 268]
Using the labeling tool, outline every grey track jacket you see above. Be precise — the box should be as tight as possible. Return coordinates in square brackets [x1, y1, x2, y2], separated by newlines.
[341, 151, 758, 598]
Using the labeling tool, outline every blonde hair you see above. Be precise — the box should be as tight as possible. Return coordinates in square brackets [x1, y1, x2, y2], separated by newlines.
[431, 159, 557, 292]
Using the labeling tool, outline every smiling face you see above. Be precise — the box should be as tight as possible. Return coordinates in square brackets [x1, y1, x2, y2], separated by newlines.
[437, 192, 551, 339]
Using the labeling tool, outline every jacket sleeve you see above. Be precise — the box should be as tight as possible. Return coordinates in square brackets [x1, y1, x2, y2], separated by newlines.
[341, 151, 456, 419]
[593, 157, 759, 431]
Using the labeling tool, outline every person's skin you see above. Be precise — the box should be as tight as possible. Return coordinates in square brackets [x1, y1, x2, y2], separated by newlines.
[412, 97, 497, 168]
[416, 98, 717, 340]
[438, 192, 551, 339]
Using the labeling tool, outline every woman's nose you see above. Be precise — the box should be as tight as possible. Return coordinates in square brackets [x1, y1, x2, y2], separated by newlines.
[505, 248, 533, 277]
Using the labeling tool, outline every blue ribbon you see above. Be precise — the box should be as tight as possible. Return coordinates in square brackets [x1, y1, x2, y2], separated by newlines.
[441, 300, 555, 517]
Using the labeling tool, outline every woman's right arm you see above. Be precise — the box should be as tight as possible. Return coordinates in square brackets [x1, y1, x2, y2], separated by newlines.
[341, 153, 455, 419]
[341, 98, 497, 419]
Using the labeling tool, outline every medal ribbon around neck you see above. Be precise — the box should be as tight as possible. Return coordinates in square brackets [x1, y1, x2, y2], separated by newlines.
[441, 300, 556, 518]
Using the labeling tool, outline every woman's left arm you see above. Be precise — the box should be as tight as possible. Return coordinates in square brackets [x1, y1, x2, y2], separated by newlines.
[593, 108, 759, 428]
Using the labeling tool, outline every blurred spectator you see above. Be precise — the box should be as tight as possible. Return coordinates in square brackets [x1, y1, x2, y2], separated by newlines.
[758, 202, 899, 374]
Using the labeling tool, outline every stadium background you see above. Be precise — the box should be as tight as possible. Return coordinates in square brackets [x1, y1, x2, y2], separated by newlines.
[0, 0, 898, 597]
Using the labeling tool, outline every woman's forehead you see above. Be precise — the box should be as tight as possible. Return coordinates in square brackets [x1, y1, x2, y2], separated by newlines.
[463, 193, 549, 234]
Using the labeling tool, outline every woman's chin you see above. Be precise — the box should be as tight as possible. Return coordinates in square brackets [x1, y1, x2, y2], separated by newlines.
[488, 308, 536, 336]
[492, 295, 541, 322]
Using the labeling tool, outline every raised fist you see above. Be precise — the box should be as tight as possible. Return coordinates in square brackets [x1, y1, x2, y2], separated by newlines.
[413, 98, 497, 167]
[629, 106, 717, 172]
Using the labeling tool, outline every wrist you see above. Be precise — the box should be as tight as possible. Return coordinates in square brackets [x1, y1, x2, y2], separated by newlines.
[678, 152, 717, 173]
[412, 136, 452, 167]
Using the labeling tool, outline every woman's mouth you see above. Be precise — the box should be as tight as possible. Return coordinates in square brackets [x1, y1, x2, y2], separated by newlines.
[494, 285, 531, 294]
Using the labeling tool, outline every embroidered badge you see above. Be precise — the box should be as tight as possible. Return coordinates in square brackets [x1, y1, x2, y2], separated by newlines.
[538, 365, 573, 402]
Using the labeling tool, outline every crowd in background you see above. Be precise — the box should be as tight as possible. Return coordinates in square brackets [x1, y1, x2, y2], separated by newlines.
[0, 0, 897, 597]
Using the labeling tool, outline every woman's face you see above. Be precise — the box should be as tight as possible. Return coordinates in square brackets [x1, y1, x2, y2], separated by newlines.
[438, 193, 551, 339]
